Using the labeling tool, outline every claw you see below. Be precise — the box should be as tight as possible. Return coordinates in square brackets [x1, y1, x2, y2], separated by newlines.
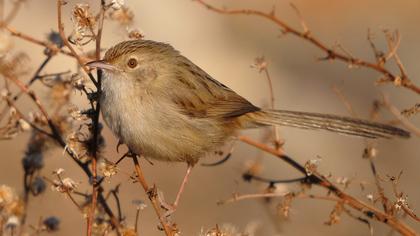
[116, 139, 123, 153]
[161, 202, 177, 218]
[156, 189, 177, 218]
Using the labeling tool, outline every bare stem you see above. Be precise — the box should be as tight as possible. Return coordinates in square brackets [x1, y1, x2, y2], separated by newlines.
[0, 0, 22, 27]
[87, 1, 106, 234]
[56, 0, 98, 88]
[381, 94, 420, 137]
[195, 0, 420, 95]
[4, 25, 86, 60]
[238, 135, 417, 236]
[219, 191, 342, 205]
[262, 67, 282, 149]
[132, 156, 176, 236]
[4, 63, 121, 234]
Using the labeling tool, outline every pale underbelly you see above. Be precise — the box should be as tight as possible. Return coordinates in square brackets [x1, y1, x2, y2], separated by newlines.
[101, 97, 228, 163]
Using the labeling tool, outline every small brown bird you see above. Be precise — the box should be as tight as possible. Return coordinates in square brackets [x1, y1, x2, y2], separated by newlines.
[86, 39, 409, 211]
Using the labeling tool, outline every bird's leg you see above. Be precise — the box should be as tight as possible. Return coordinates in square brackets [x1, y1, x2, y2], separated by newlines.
[173, 164, 193, 208]
[160, 163, 194, 217]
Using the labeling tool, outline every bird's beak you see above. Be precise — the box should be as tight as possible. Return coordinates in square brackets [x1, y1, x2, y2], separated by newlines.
[85, 60, 118, 71]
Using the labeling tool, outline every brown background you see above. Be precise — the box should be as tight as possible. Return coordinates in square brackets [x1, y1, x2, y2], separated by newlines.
[1, 0, 419, 235]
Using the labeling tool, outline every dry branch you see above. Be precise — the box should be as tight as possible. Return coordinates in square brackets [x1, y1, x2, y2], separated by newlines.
[238, 135, 417, 236]
[132, 156, 178, 236]
[195, 0, 420, 95]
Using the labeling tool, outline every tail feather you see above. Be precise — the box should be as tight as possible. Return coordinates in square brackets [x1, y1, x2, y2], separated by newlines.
[250, 109, 410, 139]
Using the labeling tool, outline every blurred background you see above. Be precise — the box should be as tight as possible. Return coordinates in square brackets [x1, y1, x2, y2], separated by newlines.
[0, 0, 419, 235]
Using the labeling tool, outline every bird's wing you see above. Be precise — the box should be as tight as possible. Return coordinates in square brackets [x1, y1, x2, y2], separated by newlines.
[169, 56, 260, 119]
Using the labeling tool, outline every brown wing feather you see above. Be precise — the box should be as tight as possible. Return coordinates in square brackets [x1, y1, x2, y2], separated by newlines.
[170, 56, 260, 119]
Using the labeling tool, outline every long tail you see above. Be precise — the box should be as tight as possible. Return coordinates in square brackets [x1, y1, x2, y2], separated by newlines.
[249, 109, 410, 139]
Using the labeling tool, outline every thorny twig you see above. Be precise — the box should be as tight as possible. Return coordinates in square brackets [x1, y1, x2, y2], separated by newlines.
[219, 190, 375, 234]
[4, 25, 88, 60]
[219, 191, 342, 206]
[46, 175, 83, 212]
[132, 155, 177, 236]
[3, 72, 121, 231]
[237, 135, 417, 236]
[389, 172, 420, 223]
[401, 103, 420, 118]
[2, 28, 121, 236]
[57, 0, 98, 88]
[332, 86, 390, 212]
[195, 0, 420, 95]
[109, 185, 123, 223]
[0, 0, 23, 27]
[86, 0, 106, 234]
[252, 57, 283, 149]
[3, 96, 53, 138]
[342, 207, 374, 236]
[0, 53, 55, 124]
[381, 94, 420, 137]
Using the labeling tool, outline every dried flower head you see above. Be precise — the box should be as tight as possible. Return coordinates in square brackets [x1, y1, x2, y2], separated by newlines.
[111, 0, 125, 10]
[5, 215, 20, 229]
[0, 89, 10, 98]
[127, 28, 144, 39]
[132, 199, 147, 210]
[363, 146, 378, 158]
[54, 168, 65, 175]
[201, 223, 258, 236]
[92, 220, 110, 236]
[70, 4, 96, 45]
[53, 177, 78, 193]
[0, 52, 30, 78]
[251, 56, 268, 73]
[121, 227, 136, 236]
[394, 195, 408, 211]
[64, 131, 88, 159]
[39, 75, 73, 113]
[70, 73, 87, 91]
[98, 158, 118, 177]
[0, 107, 22, 139]
[304, 158, 321, 176]
[68, 105, 88, 121]
[72, 4, 96, 29]
[0, 185, 24, 218]
[18, 119, 31, 131]
[28, 111, 48, 126]
[335, 176, 351, 188]
[109, 6, 134, 25]
[0, 185, 15, 208]
[278, 192, 294, 218]
[325, 202, 344, 225]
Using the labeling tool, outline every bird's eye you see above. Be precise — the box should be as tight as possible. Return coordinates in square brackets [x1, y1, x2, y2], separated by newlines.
[127, 58, 138, 68]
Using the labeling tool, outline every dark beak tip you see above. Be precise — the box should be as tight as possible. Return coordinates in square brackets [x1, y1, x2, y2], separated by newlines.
[84, 60, 117, 71]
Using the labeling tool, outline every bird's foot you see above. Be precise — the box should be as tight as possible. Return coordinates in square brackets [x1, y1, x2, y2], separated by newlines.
[156, 190, 178, 218]
[160, 201, 178, 218]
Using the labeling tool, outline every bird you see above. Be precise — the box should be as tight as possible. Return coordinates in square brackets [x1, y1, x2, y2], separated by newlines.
[86, 39, 410, 212]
